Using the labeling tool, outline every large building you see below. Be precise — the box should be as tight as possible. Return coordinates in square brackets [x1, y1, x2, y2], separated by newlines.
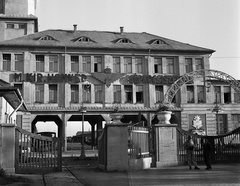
[0, 1, 240, 151]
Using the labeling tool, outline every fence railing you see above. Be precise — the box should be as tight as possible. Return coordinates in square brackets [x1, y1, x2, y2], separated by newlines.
[15, 127, 62, 174]
[128, 126, 149, 159]
[213, 128, 240, 163]
[177, 127, 240, 164]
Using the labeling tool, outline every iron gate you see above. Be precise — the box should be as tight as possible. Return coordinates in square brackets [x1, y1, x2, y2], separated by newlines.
[177, 127, 240, 164]
[15, 127, 62, 174]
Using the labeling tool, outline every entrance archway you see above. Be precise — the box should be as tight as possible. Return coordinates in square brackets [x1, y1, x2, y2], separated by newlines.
[164, 69, 240, 103]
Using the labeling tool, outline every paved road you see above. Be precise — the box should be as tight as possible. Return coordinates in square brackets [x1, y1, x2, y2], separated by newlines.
[128, 164, 240, 186]
[63, 157, 240, 186]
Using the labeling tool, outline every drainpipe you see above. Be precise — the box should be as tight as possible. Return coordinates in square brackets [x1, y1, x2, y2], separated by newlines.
[8, 99, 24, 124]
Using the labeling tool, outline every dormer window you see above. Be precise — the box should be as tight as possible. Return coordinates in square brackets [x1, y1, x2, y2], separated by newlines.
[114, 38, 133, 44]
[39, 35, 56, 41]
[73, 36, 94, 43]
[79, 37, 90, 42]
[148, 39, 167, 45]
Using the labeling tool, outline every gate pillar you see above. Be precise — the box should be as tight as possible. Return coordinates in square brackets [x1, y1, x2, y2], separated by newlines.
[153, 124, 178, 167]
[105, 123, 128, 171]
[104, 113, 128, 171]
[0, 124, 15, 173]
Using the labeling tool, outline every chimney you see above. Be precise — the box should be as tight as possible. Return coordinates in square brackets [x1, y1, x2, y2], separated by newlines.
[73, 24, 77, 32]
[120, 27, 124, 35]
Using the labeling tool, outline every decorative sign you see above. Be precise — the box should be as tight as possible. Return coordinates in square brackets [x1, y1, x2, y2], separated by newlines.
[10, 71, 180, 86]
[127, 74, 180, 85]
[10, 73, 87, 84]
[191, 115, 205, 135]
[91, 67, 126, 87]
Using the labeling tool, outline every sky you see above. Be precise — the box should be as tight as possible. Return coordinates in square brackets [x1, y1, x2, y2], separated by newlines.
[35, 0, 240, 136]
[36, 0, 240, 79]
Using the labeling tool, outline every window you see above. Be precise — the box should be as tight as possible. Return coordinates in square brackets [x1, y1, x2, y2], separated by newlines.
[18, 24, 26, 29]
[117, 38, 132, 43]
[197, 86, 204, 103]
[187, 86, 194, 103]
[218, 114, 228, 134]
[223, 86, 231, 103]
[15, 54, 24, 71]
[39, 35, 55, 41]
[185, 58, 193, 73]
[155, 85, 163, 103]
[71, 85, 79, 103]
[82, 56, 91, 72]
[3, 54, 11, 71]
[77, 37, 91, 42]
[113, 85, 121, 103]
[166, 58, 174, 74]
[49, 84, 57, 103]
[71, 56, 79, 72]
[214, 86, 221, 103]
[124, 57, 132, 73]
[6, 23, 14, 29]
[136, 85, 143, 103]
[154, 58, 162, 74]
[135, 57, 143, 73]
[49, 55, 58, 72]
[35, 84, 44, 103]
[0, 1, 4, 14]
[150, 39, 166, 45]
[234, 90, 240, 103]
[95, 85, 103, 103]
[14, 84, 23, 96]
[113, 57, 120, 73]
[83, 84, 91, 103]
[195, 58, 203, 70]
[124, 85, 133, 103]
[94, 56, 102, 72]
[36, 55, 44, 72]
[232, 114, 240, 129]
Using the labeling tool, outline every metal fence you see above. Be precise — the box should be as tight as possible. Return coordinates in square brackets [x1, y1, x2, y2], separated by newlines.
[15, 127, 62, 174]
[177, 127, 240, 165]
[128, 126, 150, 159]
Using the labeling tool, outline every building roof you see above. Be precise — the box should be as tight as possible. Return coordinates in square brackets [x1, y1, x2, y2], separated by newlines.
[0, 86, 27, 112]
[0, 14, 38, 19]
[0, 29, 215, 54]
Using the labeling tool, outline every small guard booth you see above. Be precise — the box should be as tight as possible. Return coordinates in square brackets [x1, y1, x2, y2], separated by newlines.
[0, 85, 27, 173]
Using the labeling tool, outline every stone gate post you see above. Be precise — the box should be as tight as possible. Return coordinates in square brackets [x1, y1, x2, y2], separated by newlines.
[153, 124, 178, 167]
[104, 113, 128, 171]
[0, 124, 15, 173]
[105, 123, 128, 171]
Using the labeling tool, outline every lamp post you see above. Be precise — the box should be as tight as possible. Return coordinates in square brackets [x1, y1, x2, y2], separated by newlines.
[79, 82, 90, 159]
[212, 103, 222, 135]
[79, 107, 87, 158]
[207, 82, 222, 135]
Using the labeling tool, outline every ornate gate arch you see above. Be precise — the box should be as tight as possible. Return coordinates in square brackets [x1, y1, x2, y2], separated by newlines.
[164, 69, 240, 103]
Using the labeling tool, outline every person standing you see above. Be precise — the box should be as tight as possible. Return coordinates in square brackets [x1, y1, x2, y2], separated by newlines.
[184, 135, 200, 170]
[202, 138, 212, 170]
